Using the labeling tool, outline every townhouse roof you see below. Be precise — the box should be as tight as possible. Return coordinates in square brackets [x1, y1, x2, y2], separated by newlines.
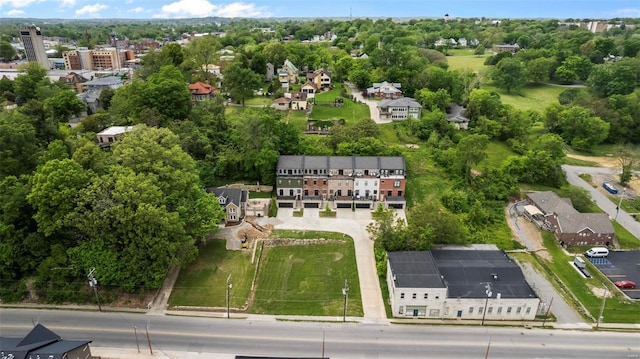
[556, 212, 615, 235]
[277, 156, 405, 172]
[388, 251, 446, 288]
[377, 97, 422, 109]
[379, 156, 406, 171]
[206, 187, 247, 207]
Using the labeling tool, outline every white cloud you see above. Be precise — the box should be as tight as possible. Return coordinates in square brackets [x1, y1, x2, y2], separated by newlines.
[154, 0, 270, 18]
[75, 3, 107, 17]
[5, 8, 24, 15]
[130, 6, 144, 13]
[0, 0, 40, 8]
[613, 8, 640, 17]
[58, 0, 76, 7]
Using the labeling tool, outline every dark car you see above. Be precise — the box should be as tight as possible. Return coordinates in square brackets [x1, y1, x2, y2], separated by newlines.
[615, 280, 637, 289]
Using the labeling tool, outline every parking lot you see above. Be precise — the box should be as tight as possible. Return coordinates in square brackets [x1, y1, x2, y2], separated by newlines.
[588, 250, 640, 299]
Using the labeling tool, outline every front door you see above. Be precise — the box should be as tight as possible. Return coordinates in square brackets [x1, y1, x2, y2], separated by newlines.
[413, 309, 419, 317]
[457, 310, 463, 318]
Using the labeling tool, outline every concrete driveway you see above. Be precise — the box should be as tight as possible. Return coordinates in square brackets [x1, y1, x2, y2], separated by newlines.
[259, 208, 389, 323]
[346, 82, 390, 124]
[563, 165, 640, 239]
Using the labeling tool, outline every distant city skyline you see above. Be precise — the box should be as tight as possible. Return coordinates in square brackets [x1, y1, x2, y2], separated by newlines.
[1, 0, 639, 20]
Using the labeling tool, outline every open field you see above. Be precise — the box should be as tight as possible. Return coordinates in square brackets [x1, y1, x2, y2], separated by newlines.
[480, 140, 519, 169]
[484, 84, 565, 112]
[244, 96, 273, 106]
[446, 55, 488, 73]
[251, 233, 362, 316]
[286, 110, 308, 132]
[169, 240, 254, 308]
[310, 88, 370, 123]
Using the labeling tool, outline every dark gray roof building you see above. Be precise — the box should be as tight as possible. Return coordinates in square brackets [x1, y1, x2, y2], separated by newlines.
[0, 324, 92, 359]
[207, 187, 247, 207]
[387, 251, 446, 288]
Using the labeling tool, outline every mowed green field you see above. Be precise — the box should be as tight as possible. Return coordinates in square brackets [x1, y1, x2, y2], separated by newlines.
[251, 240, 362, 316]
[169, 240, 254, 308]
[310, 88, 370, 123]
[446, 55, 489, 73]
[484, 84, 565, 112]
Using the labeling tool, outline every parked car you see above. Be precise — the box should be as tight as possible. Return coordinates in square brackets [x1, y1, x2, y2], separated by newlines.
[615, 280, 636, 289]
[585, 247, 609, 258]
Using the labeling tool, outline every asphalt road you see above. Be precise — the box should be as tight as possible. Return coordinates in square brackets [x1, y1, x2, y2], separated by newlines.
[1, 309, 639, 359]
[562, 165, 640, 239]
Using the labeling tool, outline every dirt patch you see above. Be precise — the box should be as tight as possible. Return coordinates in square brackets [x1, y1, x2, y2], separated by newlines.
[567, 153, 618, 168]
[505, 206, 552, 261]
[566, 154, 640, 197]
[590, 286, 611, 298]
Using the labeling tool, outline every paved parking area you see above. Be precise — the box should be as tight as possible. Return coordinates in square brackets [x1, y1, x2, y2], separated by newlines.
[588, 250, 640, 299]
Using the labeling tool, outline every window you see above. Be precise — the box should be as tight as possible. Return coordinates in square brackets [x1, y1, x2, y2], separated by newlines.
[469, 307, 474, 314]
[497, 307, 503, 314]
[435, 295, 439, 299]
[394, 180, 401, 187]
[230, 215, 235, 220]
[400, 293, 405, 299]
[323, 180, 327, 185]
[429, 309, 440, 317]
[479, 307, 483, 314]
[488, 307, 493, 314]
[507, 307, 512, 314]
[525, 307, 531, 315]
[412, 293, 416, 299]
[313, 180, 317, 185]
[516, 307, 522, 314]
[304, 179, 308, 185]
[399, 306, 404, 314]
[423, 293, 428, 299]
[229, 208, 236, 213]
[279, 189, 284, 196]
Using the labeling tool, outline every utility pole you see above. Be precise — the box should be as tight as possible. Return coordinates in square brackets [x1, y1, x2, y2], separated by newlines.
[133, 325, 140, 353]
[484, 336, 492, 359]
[481, 283, 492, 326]
[226, 274, 232, 319]
[321, 330, 325, 358]
[542, 297, 554, 328]
[145, 321, 153, 354]
[614, 188, 626, 222]
[342, 279, 349, 322]
[87, 268, 101, 312]
[596, 288, 607, 329]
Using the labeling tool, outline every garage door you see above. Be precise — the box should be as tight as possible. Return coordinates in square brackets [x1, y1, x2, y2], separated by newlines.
[278, 202, 293, 208]
[355, 203, 371, 209]
[336, 203, 352, 209]
[388, 203, 404, 209]
[303, 202, 320, 208]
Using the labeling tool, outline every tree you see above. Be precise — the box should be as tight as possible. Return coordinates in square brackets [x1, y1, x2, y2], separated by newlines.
[558, 106, 610, 149]
[144, 65, 192, 122]
[414, 88, 451, 111]
[0, 41, 16, 61]
[250, 52, 267, 75]
[588, 63, 637, 97]
[615, 145, 638, 185]
[98, 88, 115, 110]
[406, 201, 467, 246]
[465, 89, 503, 121]
[223, 63, 262, 107]
[490, 58, 528, 93]
[455, 134, 489, 182]
[27, 159, 94, 236]
[43, 90, 86, 123]
[474, 44, 486, 56]
[262, 42, 288, 67]
[0, 111, 39, 178]
[13, 62, 48, 102]
[367, 205, 408, 251]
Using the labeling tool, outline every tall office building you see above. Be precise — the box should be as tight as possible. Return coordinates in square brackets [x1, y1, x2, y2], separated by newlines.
[19, 26, 50, 69]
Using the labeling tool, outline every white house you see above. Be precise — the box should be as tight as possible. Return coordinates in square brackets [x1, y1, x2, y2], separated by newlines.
[96, 126, 134, 145]
[387, 246, 540, 320]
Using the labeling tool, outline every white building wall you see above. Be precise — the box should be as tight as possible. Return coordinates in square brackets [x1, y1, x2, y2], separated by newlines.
[353, 178, 379, 199]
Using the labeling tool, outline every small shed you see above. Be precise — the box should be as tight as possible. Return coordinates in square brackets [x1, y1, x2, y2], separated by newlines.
[524, 205, 543, 220]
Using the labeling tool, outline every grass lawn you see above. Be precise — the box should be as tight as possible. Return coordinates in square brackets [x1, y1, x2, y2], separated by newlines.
[251, 237, 362, 316]
[286, 110, 308, 132]
[446, 55, 488, 73]
[249, 191, 273, 199]
[401, 146, 449, 207]
[310, 89, 370, 124]
[169, 240, 254, 308]
[538, 232, 640, 323]
[483, 84, 564, 113]
[244, 96, 273, 106]
[480, 140, 519, 169]
[612, 221, 640, 249]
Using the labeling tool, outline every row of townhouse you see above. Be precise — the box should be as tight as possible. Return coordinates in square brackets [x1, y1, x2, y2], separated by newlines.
[276, 155, 407, 209]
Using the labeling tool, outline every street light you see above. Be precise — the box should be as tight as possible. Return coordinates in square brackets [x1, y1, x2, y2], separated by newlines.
[614, 187, 626, 222]
[342, 279, 349, 322]
[596, 288, 607, 329]
[481, 283, 492, 326]
[226, 274, 232, 319]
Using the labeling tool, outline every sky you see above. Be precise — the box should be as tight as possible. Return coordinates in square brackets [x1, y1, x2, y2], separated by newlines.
[1, 0, 640, 20]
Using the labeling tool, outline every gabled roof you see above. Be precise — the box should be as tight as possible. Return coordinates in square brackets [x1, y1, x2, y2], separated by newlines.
[354, 156, 380, 169]
[378, 97, 422, 109]
[301, 80, 317, 89]
[206, 187, 247, 207]
[189, 81, 215, 95]
[83, 76, 123, 87]
[97, 126, 134, 136]
[379, 156, 406, 171]
[274, 97, 291, 104]
[0, 324, 92, 359]
[282, 59, 298, 73]
[526, 191, 575, 215]
[290, 92, 307, 101]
